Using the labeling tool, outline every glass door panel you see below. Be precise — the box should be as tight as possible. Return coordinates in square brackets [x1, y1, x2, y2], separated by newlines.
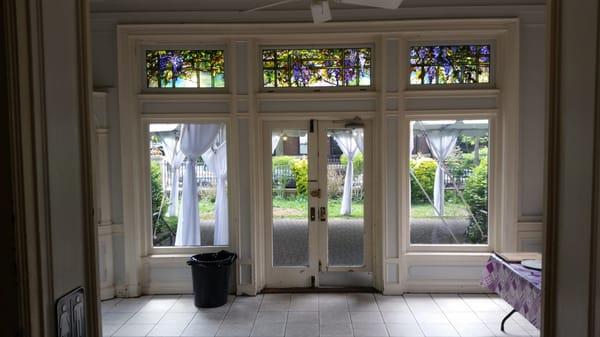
[271, 129, 309, 267]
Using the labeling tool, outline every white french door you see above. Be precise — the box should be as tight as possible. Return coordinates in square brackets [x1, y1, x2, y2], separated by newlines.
[264, 120, 372, 288]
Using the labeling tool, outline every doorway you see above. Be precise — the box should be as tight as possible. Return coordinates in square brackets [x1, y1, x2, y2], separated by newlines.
[264, 120, 372, 288]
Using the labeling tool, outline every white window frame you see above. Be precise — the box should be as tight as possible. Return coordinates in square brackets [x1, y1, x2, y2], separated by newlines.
[404, 115, 499, 253]
[141, 118, 234, 256]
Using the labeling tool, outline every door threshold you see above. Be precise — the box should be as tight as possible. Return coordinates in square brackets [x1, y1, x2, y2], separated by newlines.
[261, 287, 377, 294]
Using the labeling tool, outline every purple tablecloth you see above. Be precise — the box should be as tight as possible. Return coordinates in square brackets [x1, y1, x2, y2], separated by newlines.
[480, 254, 542, 328]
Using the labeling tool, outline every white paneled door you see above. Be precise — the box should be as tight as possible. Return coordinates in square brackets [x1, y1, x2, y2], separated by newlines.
[264, 120, 372, 288]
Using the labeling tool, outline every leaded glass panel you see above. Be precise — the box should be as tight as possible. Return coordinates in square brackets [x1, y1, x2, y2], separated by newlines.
[409, 45, 491, 85]
[262, 47, 372, 88]
[146, 50, 225, 88]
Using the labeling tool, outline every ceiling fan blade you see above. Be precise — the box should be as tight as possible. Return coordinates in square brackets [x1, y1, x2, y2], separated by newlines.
[311, 0, 332, 23]
[336, 0, 404, 9]
[243, 0, 301, 13]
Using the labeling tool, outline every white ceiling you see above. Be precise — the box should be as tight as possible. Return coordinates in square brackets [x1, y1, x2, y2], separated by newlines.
[90, 0, 545, 13]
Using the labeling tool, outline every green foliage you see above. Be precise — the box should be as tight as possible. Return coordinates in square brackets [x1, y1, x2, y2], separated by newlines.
[410, 158, 437, 203]
[291, 159, 308, 196]
[151, 162, 174, 244]
[464, 159, 489, 244]
[340, 152, 364, 175]
[272, 155, 297, 169]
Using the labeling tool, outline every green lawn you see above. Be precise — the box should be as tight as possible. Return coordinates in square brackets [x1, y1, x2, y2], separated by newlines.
[411, 202, 469, 218]
[272, 197, 364, 219]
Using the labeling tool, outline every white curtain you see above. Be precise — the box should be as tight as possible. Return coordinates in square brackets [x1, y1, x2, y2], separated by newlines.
[409, 121, 415, 155]
[353, 129, 364, 154]
[202, 142, 228, 246]
[272, 133, 281, 154]
[425, 130, 458, 215]
[168, 151, 185, 217]
[160, 134, 179, 191]
[334, 133, 359, 215]
[175, 124, 221, 246]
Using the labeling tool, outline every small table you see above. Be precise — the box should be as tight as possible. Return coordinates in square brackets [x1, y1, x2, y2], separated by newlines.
[480, 254, 542, 330]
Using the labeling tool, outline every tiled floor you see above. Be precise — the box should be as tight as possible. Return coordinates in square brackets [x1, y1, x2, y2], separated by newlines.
[101, 293, 539, 337]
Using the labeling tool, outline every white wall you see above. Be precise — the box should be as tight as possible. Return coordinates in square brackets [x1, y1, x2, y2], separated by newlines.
[91, 3, 546, 294]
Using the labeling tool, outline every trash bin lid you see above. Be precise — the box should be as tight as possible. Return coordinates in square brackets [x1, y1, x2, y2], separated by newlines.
[187, 250, 236, 266]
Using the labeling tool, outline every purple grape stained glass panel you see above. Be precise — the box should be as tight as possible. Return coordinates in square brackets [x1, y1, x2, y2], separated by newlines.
[146, 50, 225, 88]
[409, 44, 491, 85]
[262, 47, 372, 88]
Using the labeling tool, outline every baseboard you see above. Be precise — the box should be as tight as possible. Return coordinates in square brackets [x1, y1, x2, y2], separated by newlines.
[100, 286, 115, 300]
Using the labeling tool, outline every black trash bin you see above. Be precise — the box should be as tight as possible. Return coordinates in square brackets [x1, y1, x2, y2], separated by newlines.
[187, 250, 237, 308]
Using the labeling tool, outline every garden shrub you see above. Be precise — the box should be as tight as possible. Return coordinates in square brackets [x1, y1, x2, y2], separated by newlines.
[291, 159, 308, 196]
[151, 162, 174, 244]
[272, 155, 296, 169]
[464, 159, 488, 244]
[340, 152, 364, 175]
[410, 158, 437, 203]
[327, 169, 344, 199]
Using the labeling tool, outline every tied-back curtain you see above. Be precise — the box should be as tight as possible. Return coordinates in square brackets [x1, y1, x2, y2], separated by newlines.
[409, 121, 415, 155]
[272, 133, 281, 154]
[168, 151, 185, 217]
[334, 132, 359, 215]
[160, 134, 179, 196]
[202, 142, 228, 246]
[425, 130, 458, 215]
[353, 129, 364, 154]
[175, 124, 221, 246]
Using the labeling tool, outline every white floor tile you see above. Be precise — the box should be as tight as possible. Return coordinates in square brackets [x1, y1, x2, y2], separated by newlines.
[352, 323, 389, 337]
[102, 312, 135, 325]
[217, 323, 254, 337]
[127, 312, 165, 324]
[432, 295, 472, 313]
[419, 323, 459, 337]
[444, 312, 482, 324]
[320, 311, 351, 324]
[261, 301, 291, 311]
[413, 312, 450, 325]
[191, 312, 227, 324]
[385, 323, 424, 337]
[159, 312, 195, 325]
[181, 323, 221, 337]
[148, 323, 187, 336]
[351, 311, 384, 324]
[460, 295, 502, 312]
[256, 311, 288, 323]
[381, 312, 417, 324]
[452, 323, 495, 337]
[251, 322, 286, 336]
[102, 323, 122, 337]
[320, 323, 353, 336]
[113, 323, 155, 337]
[224, 310, 258, 324]
[285, 323, 319, 337]
[288, 311, 319, 324]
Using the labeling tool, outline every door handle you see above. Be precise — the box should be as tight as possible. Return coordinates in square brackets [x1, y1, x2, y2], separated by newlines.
[310, 207, 316, 221]
[319, 207, 327, 222]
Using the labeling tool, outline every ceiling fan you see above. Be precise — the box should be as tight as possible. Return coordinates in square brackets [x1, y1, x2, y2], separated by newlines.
[244, 0, 404, 24]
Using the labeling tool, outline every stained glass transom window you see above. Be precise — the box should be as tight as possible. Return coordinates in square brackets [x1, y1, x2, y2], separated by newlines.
[146, 50, 225, 88]
[409, 45, 491, 85]
[262, 48, 371, 88]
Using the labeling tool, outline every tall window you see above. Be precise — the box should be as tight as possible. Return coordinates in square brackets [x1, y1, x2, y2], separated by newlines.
[409, 45, 491, 85]
[409, 120, 489, 245]
[149, 123, 228, 247]
[262, 47, 372, 88]
[146, 50, 225, 88]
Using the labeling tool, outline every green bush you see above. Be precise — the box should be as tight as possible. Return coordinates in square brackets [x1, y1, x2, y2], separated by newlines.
[151, 162, 174, 245]
[291, 159, 308, 196]
[464, 159, 488, 244]
[340, 152, 364, 175]
[272, 155, 296, 169]
[410, 158, 437, 203]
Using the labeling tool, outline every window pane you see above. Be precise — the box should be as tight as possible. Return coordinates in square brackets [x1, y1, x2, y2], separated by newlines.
[262, 47, 372, 88]
[409, 120, 489, 245]
[146, 50, 225, 88]
[149, 123, 228, 247]
[408, 45, 491, 85]
[271, 129, 309, 266]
